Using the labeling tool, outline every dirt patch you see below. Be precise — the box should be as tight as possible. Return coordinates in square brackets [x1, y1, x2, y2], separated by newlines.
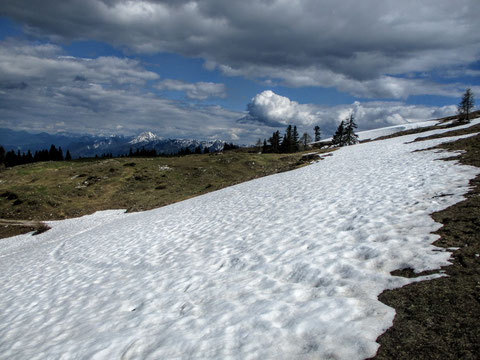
[0, 219, 51, 238]
[372, 132, 480, 359]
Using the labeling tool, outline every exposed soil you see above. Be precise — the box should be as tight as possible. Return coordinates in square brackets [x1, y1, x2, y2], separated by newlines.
[372, 128, 480, 359]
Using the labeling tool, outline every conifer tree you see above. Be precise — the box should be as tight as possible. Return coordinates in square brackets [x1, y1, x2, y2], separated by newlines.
[314, 125, 321, 142]
[49, 145, 56, 161]
[343, 114, 359, 146]
[0, 146, 5, 166]
[262, 139, 269, 153]
[292, 126, 300, 152]
[5, 150, 18, 167]
[58, 146, 64, 161]
[280, 133, 288, 153]
[65, 150, 72, 161]
[269, 131, 281, 153]
[332, 121, 345, 147]
[25, 150, 33, 163]
[458, 88, 475, 123]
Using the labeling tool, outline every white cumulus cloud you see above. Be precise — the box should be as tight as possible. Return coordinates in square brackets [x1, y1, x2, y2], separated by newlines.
[240, 90, 458, 138]
[241, 90, 318, 127]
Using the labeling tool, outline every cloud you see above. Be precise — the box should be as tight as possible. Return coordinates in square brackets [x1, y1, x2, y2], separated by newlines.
[240, 90, 318, 127]
[241, 90, 458, 137]
[2, 0, 479, 98]
[155, 79, 226, 100]
[0, 39, 159, 87]
[0, 40, 259, 142]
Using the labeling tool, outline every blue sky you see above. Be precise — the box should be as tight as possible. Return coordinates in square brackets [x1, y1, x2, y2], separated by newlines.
[0, 1, 479, 143]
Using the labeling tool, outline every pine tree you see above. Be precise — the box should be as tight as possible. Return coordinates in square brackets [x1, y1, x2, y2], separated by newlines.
[332, 121, 345, 147]
[314, 125, 321, 142]
[262, 139, 269, 153]
[458, 88, 475, 123]
[65, 150, 72, 161]
[25, 150, 33, 163]
[280, 125, 294, 152]
[343, 114, 359, 146]
[269, 131, 281, 153]
[292, 126, 299, 152]
[0, 146, 5, 167]
[5, 150, 18, 167]
[58, 146, 64, 161]
[280, 133, 288, 153]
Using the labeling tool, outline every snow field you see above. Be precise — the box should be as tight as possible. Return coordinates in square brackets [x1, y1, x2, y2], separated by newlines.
[355, 119, 440, 141]
[1, 121, 480, 359]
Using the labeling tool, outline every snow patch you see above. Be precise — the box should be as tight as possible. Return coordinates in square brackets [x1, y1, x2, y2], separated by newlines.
[0, 126, 479, 359]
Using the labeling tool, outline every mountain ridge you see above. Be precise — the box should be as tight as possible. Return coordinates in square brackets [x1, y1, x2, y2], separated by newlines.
[0, 128, 225, 158]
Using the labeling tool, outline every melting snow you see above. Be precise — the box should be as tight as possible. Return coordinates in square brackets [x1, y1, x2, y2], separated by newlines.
[1, 121, 480, 359]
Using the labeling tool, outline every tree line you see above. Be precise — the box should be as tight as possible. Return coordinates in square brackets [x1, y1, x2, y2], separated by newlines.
[0, 142, 238, 168]
[0, 145, 72, 168]
[260, 115, 359, 154]
[260, 124, 322, 153]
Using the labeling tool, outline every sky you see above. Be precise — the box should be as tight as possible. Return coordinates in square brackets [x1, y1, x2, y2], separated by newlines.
[0, 0, 479, 144]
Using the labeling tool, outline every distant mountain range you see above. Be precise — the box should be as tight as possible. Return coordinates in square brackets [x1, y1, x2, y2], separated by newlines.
[0, 129, 226, 158]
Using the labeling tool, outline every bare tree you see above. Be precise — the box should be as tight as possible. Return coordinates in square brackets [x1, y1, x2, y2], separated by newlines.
[301, 132, 312, 149]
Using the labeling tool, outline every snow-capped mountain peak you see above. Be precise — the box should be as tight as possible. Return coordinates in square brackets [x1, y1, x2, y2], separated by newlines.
[129, 131, 160, 144]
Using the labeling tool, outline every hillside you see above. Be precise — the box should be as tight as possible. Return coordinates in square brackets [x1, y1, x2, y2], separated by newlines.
[0, 150, 315, 238]
[1, 118, 479, 359]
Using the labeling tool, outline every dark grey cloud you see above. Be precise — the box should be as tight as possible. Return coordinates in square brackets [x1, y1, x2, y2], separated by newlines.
[155, 79, 227, 100]
[1, 0, 479, 98]
[1, 81, 28, 90]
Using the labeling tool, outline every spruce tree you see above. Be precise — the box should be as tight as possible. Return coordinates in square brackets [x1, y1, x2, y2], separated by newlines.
[5, 150, 18, 167]
[58, 146, 64, 161]
[262, 139, 269, 153]
[269, 131, 281, 153]
[65, 150, 72, 161]
[25, 150, 33, 163]
[314, 125, 321, 142]
[292, 126, 299, 152]
[343, 114, 359, 146]
[332, 121, 345, 147]
[280, 133, 288, 153]
[0, 146, 5, 166]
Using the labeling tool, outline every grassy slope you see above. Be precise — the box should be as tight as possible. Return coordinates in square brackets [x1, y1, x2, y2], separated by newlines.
[0, 149, 319, 238]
